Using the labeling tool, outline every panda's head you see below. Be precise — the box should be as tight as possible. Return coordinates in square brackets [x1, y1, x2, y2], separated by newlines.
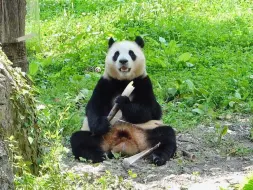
[104, 36, 147, 81]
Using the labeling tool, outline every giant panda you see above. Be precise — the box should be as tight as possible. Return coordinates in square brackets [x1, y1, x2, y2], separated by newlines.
[70, 36, 176, 166]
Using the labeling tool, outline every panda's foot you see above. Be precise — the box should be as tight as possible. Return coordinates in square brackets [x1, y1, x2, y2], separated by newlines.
[148, 153, 167, 166]
[70, 131, 106, 163]
[75, 149, 106, 163]
[145, 126, 177, 166]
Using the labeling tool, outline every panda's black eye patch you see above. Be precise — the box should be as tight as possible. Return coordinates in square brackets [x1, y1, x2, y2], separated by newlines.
[129, 50, 136, 61]
[112, 51, 120, 62]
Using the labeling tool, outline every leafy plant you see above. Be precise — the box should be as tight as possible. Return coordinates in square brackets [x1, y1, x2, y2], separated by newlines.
[215, 123, 228, 144]
[111, 151, 122, 159]
[128, 170, 138, 179]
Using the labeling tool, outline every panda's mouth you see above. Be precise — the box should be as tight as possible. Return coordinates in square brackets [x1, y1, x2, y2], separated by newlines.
[119, 66, 131, 72]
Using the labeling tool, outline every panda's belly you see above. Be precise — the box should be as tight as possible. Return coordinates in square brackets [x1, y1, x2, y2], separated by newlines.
[101, 123, 149, 155]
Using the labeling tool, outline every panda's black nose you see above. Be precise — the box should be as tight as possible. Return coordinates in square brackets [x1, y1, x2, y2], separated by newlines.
[119, 59, 128, 64]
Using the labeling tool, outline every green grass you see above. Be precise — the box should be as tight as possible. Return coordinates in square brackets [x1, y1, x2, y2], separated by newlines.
[29, 0, 253, 133]
[16, 0, 253, 189]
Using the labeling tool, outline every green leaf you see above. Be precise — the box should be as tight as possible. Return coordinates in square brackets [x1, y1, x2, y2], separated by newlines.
[221, 126, 228, 137]
[79, 157, 87, 162]
[28, 137, 34, 144]
[178, 52, 192, 62]
[185, 79, 195, 92]
[159, 37, 166, 43]
[175, 79, 182, 89]
[128, 170, 138, 178]
[235, 91, 241, 99]
[192, 108, 204, 115]
[186, 62, 194, 68]
[166, 40, 178, 55]
[111, 151, 121, 159]
[229, 101, 235, 107]
[29, 62, 39, 75]
[215, 123, 221, 129]
[168, 88, 177, 96]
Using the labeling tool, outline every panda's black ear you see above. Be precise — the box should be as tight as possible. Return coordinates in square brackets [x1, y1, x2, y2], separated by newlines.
[108, 37, 115, 48]
[135, 36, 144, 48]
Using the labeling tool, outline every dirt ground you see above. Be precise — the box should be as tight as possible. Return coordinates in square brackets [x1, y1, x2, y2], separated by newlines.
[62, 114, 253, 190]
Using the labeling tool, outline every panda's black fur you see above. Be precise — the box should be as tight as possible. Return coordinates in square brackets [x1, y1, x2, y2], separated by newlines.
[86, 75, 162, 135]
[70, 36, 177, 166]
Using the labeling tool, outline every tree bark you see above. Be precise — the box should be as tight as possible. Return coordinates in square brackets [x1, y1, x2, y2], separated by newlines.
[0, 141, 14, 190]
[0, 47, 40, 187]
[0, 0, 28, 72]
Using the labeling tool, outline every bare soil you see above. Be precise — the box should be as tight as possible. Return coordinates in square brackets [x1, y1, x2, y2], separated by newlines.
[62, 114, 253, 190]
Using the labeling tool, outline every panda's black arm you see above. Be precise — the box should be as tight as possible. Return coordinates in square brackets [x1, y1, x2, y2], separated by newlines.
[85, 78, 114, 135]
[116, 76, 162, 123]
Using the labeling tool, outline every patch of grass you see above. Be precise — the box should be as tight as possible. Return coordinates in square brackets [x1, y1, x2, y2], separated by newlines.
[14, 145, 132, 189]
[19, 0, 253, 188]
[228, 146, 253, 157]
[237, 173, 253, 190]
[29, 0, 253, 132]
[243, 176, 253, 190]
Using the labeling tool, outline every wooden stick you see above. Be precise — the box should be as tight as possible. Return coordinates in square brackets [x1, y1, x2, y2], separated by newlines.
[122, 142, 161, 168]
[182, 150, 196, 161]
[16, 33, 36, 42]
[107, 81, 135, 123]
[107, 104, 119, 123]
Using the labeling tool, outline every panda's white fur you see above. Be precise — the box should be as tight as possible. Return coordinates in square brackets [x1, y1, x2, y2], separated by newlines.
[103, 40, 147, 81]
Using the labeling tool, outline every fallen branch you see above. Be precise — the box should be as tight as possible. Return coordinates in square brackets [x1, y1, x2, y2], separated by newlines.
[181, 150, 196, 161]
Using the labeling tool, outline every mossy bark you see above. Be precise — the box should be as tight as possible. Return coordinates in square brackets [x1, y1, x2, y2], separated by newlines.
[0, 48, 40, 189]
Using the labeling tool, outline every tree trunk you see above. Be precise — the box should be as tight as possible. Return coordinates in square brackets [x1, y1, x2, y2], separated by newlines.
[0, 141, 14, 190]
[0, 47, 40, 188]
[0, 0, 28, 72]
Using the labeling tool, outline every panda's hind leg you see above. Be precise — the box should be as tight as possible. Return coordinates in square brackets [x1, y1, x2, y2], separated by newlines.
[146, 126, 177, 166]
[70, 131, 105, 163]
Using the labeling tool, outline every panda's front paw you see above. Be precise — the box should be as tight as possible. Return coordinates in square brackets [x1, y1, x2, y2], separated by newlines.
[115, 96, 130, 105]
[92, 154, 106, 163]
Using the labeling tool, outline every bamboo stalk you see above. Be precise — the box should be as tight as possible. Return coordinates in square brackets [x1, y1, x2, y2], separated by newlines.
[122, 142, 161, 167]
[107, 81, 135, 123]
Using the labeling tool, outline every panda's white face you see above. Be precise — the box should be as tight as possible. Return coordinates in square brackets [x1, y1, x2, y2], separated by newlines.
[104, 39, 147, 80]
